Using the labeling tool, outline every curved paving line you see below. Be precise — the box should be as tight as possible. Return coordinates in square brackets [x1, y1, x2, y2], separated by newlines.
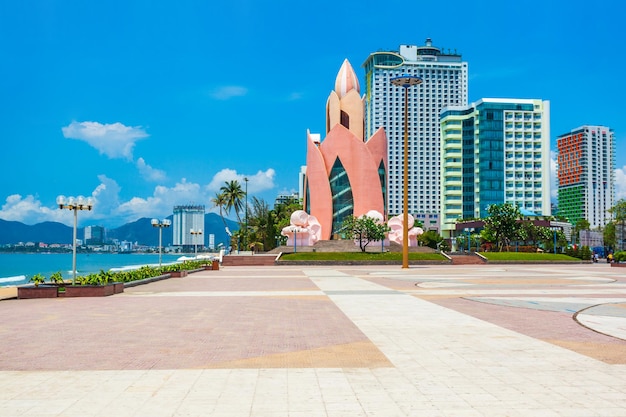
[573, 302, 626, 341]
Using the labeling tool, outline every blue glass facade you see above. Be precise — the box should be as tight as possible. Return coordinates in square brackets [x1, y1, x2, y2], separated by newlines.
[475, 103, 505, 218]
[329, 158, 354, 235]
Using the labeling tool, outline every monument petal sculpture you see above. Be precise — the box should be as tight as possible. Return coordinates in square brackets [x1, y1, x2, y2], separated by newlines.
[281, 210, 322, 247]
[387, 213, 424, 247]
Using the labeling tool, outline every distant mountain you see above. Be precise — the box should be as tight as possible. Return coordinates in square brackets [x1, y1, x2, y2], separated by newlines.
[0, 219, 73, 245]
[0, 213, 239, 247]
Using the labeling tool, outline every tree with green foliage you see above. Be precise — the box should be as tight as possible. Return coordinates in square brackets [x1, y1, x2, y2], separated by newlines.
[418, 230, 445, 250]
[603, 222, 616, 250]
[572, 218, 590, 244]
[341, 215, 390, 252]
[483, 203, 521, 252]
[210, 192, 229, 230]
[247, 197, 273, 251]
[220, 180, 245, 224]
[608, 199, 626, 251]
[272, 197, 303, 237]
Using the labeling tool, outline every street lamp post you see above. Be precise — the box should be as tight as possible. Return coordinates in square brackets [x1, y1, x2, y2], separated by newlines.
[56, 195, 94, 285]
[151, 218, 171, 267]
[391, 74, 423, 269]
[244, 177, 249, 251]
[190, 229, 203, 256]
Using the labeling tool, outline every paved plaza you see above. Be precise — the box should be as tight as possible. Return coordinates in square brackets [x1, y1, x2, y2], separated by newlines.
[0, 263, 625, 416]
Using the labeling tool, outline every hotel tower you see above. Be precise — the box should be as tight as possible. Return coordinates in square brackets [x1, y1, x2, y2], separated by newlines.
[362, 38, 468, 230]
[557, 125, 615, 228]
[439, 99, 551, 238]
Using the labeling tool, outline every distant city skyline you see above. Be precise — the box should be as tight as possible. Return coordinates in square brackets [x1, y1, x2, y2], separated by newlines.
[1, 1, 625, 228]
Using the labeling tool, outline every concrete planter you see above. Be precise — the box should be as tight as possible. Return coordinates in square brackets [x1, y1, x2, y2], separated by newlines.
[203, 260, 220, 271]
[18, 285, 58, 299]
[64, 284, 117, 297]
[610, 262, 626, 268]
[169, 270, 188, 278]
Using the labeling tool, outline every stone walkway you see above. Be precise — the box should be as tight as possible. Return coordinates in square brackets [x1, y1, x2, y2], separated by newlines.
[0, 263, 625, 416]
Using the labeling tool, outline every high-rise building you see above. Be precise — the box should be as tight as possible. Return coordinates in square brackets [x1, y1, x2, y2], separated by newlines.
[362, 38, 468, 230]
[84, 225, 105, 245]
[440, 99, 551, 238]
[173, 205, 205, 250]
[557, 125, 615, 228]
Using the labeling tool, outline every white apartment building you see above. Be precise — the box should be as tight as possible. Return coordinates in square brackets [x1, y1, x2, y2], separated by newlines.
[362, 38, 468, 230]
[439, 99, 551, 237]
[173, 205, 205, 250]
[557, 125, 615, 229]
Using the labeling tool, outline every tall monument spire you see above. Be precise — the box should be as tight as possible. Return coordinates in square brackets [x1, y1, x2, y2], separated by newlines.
[334, 59, 360, 98]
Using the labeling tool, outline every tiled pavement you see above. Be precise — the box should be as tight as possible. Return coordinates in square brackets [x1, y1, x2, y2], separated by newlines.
[0, 263, 625, 416]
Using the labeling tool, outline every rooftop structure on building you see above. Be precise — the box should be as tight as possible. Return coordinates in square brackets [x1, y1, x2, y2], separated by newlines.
[362, 38, 468, 231]
[557, 125, 615, 229]
[440, 98, 551, 238]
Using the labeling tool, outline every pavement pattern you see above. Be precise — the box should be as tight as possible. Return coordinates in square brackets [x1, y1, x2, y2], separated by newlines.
[0, 263, 625, 416]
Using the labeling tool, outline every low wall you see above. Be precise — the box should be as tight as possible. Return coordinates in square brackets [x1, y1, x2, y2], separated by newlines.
[222, 255, 278, 266]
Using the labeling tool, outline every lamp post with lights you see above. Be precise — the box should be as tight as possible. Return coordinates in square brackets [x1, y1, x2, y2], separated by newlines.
[56, 195, 94, 285]
[390, 74, 423, 268]
[190, 228, 203, 256]
[151, 218, 171, 267]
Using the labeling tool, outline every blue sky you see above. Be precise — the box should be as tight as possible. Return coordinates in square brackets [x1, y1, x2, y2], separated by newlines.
[1, 0, 625, 228]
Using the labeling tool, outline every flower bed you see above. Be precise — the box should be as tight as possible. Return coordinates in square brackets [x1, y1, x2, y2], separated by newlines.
[19, 260, 215, 299]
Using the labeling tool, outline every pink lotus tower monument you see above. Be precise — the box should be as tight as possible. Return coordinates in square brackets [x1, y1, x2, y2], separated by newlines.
[302, 59, 388, 240]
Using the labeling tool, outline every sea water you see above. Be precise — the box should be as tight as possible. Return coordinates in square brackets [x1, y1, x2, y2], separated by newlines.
[0, 253, 184, 287]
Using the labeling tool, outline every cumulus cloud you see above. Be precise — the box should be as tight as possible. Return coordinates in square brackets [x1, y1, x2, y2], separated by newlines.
[0, 194, 93, 225]
[136, 157, 166, 182]
[210, 86, 248, 100]
[206, 168, 275, 194]
[0, 166, 277, 227]
[115, 178, 203, 221]
[61, 121, 149, 160]
[616, 166, 626, 201]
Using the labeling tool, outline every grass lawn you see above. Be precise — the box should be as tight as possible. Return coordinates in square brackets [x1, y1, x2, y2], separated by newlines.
[280, 252, 447, 261]
[480, 252, 581, 262]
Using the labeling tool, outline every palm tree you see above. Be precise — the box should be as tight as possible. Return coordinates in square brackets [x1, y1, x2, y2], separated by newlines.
[220, 180, 245, 224]
[210, 192, 228, 230]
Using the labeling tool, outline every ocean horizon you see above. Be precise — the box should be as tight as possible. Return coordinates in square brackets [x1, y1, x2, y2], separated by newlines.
[0, 253, 186, 287]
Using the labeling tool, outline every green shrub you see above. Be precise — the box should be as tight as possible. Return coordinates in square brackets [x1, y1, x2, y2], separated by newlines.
[614, 251, 626, 262]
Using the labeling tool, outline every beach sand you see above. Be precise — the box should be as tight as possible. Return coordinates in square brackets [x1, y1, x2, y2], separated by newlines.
[0, 286, 17, 300]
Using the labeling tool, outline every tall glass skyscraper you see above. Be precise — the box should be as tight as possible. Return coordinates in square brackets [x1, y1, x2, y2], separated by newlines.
[362, 38, 468, 231]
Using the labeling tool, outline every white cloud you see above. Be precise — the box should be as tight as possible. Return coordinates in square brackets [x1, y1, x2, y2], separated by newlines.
[0, 167, 277, 227]
[210, 86, 247, 100]
[206, 168, 275, 194]
[136, 157, 166, 182]
[61, 121, 149, 160]
[616, 166, 626, 201]
[116, 178, 202, 221]
[0, 194, 94, 225]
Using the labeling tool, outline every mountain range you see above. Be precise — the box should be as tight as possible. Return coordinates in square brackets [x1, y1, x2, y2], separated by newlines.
[0, 213, 239, 247]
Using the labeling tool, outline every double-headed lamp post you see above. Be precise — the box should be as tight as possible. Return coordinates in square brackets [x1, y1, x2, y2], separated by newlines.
[190, 228, 203, 256]
[56, 195, 94, 285]
[390, 74, 423, 269]
[151, 218, 171, 267]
